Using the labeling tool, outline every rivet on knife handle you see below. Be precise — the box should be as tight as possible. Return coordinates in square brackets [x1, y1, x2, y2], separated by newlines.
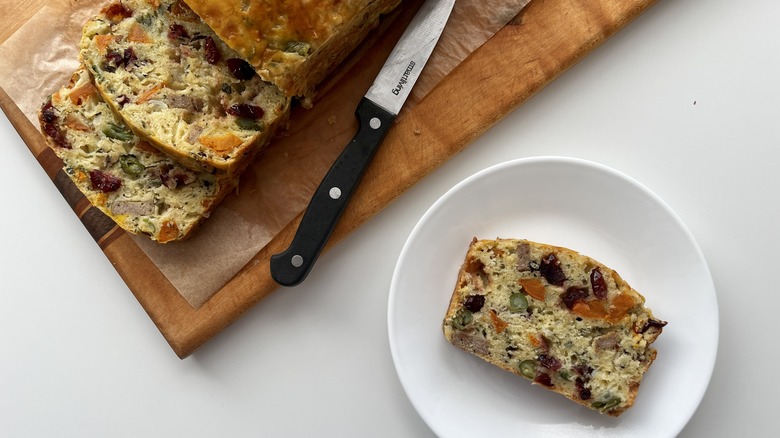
[270, 0, 456, 286]
[270, 99, 395, 286]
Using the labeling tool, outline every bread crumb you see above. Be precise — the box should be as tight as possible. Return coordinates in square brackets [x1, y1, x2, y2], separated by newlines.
[327, 115, 337, 125]
[414, 127, 422, 135]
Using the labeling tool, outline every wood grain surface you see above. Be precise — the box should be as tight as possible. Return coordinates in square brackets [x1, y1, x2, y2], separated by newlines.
[0, 0, 657, 358]
[0, 2, 41, 44]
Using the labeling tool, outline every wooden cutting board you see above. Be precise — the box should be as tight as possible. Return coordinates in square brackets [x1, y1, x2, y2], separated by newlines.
[0, 0, 657, 358]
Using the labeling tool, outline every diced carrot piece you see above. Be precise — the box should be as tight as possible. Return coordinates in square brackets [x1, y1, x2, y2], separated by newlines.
[606, 293, 637, 323]
[94, 193, 108, 207]
[64, 115, 91, 132]
[158, 220, 180, 243]
[199, 132, 243, 152]
[528, 333, 541, 348]
[489, 309, 508, 334]
[68, 82, 98, 105]
[572, 300, 608, 319]
[127, 22, 152, 43]
[519, 278, 546, 301]
[135, 84, 165, 104]
[94, 35, 115, 54]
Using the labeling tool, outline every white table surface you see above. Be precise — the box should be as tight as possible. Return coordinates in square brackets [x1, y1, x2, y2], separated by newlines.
[2, 0, 778, 436]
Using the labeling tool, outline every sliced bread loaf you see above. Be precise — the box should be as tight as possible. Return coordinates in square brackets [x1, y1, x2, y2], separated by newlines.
[79, 0, 290, 174]
[39, 66, 237, 243]
[443, 238, 667, 416]
[182, 0, 402, 100]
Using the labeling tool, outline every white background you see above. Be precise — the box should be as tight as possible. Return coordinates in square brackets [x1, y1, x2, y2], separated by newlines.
[2, 0, 778, 436]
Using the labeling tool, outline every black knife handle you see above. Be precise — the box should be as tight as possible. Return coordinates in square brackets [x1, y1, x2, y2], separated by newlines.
[270, 98, 396, 286]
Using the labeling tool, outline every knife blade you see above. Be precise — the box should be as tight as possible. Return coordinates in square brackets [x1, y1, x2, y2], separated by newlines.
[270, 0, 456, 287]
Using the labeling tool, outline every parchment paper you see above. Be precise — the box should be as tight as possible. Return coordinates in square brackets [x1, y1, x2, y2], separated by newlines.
[0, 0, 531, 308]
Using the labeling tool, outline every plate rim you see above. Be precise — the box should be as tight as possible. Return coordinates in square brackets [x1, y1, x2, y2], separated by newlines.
[387, 155, 719, 437]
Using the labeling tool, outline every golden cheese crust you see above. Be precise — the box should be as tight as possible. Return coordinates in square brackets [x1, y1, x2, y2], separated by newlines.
[183, 0, 402, 98]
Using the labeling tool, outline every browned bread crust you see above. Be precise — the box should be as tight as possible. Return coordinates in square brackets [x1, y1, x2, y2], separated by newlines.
[182, 0, 402, 100]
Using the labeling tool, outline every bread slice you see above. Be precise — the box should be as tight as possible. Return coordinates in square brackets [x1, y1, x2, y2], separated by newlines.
[79, 0, 290, 174]
[38, 66, 238, 243]
[443, 238, 667, 416]
[182, 0, 402, 101]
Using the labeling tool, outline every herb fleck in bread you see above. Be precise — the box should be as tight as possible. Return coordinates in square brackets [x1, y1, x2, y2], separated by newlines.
[443, 238, 667, 416]
[182, 0, 402, 100]
[79, 0, 290, 175]
[38, 66, 237, 243]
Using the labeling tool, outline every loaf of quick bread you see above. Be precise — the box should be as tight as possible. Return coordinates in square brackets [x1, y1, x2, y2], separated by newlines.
[79, 0, 290, 175]
[182, 0, 402, 100]
[443, 238, 667, 416]
[38, 66, 238, 243]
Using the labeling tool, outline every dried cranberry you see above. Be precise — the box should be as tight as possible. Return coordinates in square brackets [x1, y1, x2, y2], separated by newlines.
[40, 100, 70, 149]
[123, 47, 137, 66]
[561, 286, 590, 310]
[226, 58, 256, 80]
[575, 378, 591, 400]
[463, 295, 485, 313]
[168, 24, 190, 40]
[103, 48, 136, 72]
[573, 363, 593, 378]
[534, 373, 553, 387]
[591, 267, 608, 300]
[43, 122, 66, 147]
[639, 318, 668, 334]
[204, 36, 221, 64]
[89, 170, 122, 193]
[226, 103, 264, 120]
[536, 334, 550, 353]
[102, 3, 132, 22]
[103, 50, 124, 72]
[465, 257, 485, 275]
[117, 95, 131, 108]
[41, 100, 56, 122]
[538, 354, 562, 371]
[540, 253, 566, 286]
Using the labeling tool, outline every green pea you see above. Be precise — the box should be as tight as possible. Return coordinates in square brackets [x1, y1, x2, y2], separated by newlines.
[140, 218, 156, 234]
[236, 117, 264, 131]
[119, 154, 145, 177]
[451, 309, 473, 329]
[592, 396, 622, 410]
[518, 360, 536, 379]
[509, 293, 528, 312]
[103, 122, 134, 142]
[136, 14, 153, 27]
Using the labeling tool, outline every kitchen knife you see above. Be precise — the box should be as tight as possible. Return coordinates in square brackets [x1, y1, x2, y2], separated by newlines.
[270, 0, 456, 286]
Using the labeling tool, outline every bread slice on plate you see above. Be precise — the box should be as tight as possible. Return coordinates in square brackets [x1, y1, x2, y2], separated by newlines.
[443, 238, 667, 416]
[38, 66, 238, 243]
[79, 0, 290, 175]
[182, 0, 402, 101]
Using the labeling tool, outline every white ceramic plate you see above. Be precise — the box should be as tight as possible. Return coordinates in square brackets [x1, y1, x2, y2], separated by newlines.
[388, 157, 718, 438]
